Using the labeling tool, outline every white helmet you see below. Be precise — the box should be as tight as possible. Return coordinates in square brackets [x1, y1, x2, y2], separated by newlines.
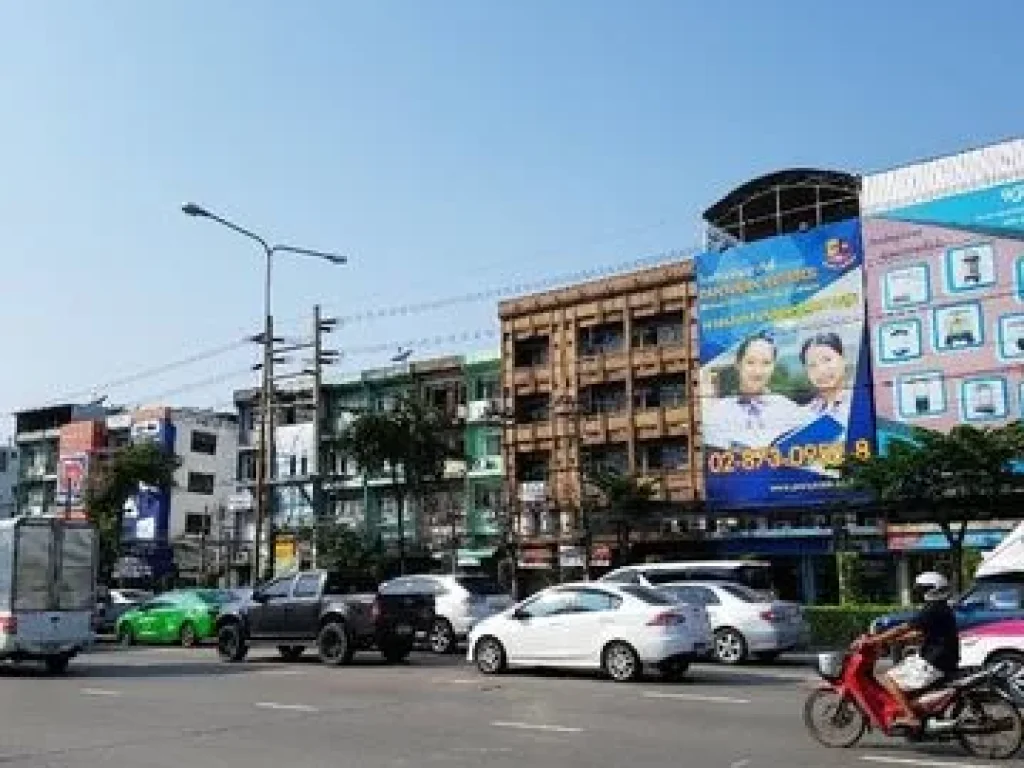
[914, 571, 951, 602]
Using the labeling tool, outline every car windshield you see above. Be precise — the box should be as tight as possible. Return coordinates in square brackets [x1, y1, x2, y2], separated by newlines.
[116, 589, 152, 602]
[195, 589, 235, 605]
[456, 577, 504, 595]
[620, 585, 676, 605]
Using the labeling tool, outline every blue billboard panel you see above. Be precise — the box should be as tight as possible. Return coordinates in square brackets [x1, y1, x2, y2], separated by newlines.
[696, 218, 876, 509]
[121, 417, 175, 544]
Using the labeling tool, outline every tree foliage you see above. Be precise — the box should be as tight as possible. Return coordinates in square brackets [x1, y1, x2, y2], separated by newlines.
[84, 442, 181, 577]
[299, 521, 382, 576]
[844, 422, 1024, 589]
[339, 393, 456, 572]
[584, 469, 657, 567]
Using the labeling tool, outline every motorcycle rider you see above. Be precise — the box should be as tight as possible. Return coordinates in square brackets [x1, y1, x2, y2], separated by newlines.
[859, 571, 960, 729]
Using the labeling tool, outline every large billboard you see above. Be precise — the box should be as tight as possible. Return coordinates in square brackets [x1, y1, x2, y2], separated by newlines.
[57, 421, 105, 518]
[696, 218, 875, 509]
[861, 139, 1024, 450]
[121, 411, 175, 545]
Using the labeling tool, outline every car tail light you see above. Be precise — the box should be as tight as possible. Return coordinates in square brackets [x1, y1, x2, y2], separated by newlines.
[370, 598, 382, 622]
[760, 610, 781, 622]
[647, 611, 686, 627]
[0, 614, 17, 633]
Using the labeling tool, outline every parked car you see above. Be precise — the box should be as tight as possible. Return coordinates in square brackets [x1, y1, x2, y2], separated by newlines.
[467, 582, 710, 682]
[116, 589, 234, 647]
[94, 587, 152, 634]
[657, 581, 808, 664]
[215, 570, 435, 665]
[600, 560, 775, 596]
[378, 574, 513, 654]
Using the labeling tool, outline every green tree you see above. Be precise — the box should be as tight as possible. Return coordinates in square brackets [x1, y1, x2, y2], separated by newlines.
[585, 470, 657, 567]
[844, 422, 1024, 591]
[84, 442, 181, 578]
[340, 394, 454, 574]
[299, 521, 382, 575]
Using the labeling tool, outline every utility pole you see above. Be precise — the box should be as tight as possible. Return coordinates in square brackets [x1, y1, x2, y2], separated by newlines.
[311, 304, 338, 567]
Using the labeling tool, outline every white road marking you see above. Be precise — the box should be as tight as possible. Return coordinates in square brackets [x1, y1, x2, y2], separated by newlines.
[255, 702, 319, 713]
[432, 677, 478, 685]
[491, 720, 584, 734]
[731, 760, 751, 768]
[80, 688, 121, 696]
[643, 691, 751, 705]
[860, 756, 993, 768]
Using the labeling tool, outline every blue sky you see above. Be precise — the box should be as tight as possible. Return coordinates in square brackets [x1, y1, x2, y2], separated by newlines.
[1, 0, 1020, 437]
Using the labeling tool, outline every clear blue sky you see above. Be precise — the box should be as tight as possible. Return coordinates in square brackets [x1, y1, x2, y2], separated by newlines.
[1, 0, 1020, 437]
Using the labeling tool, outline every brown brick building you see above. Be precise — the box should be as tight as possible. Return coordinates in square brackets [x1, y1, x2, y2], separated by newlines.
[498, 261, 705, 575]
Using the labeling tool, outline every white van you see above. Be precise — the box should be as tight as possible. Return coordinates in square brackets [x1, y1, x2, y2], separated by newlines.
[0, 517, 98, 674]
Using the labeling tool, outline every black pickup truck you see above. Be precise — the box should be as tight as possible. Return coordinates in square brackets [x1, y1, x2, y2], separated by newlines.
[214, 570, 433, 665]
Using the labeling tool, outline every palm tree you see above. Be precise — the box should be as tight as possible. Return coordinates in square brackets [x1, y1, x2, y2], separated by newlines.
[585, 469, 657, 567]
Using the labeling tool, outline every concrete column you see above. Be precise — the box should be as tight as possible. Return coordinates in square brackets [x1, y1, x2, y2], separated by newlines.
[800, 555, 818, 604]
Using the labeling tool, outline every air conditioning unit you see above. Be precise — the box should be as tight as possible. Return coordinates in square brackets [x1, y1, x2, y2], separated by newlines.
[456, 405, 468, 420]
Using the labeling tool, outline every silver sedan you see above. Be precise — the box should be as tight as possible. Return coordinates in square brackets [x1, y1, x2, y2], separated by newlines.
[657, 581, 809, 665]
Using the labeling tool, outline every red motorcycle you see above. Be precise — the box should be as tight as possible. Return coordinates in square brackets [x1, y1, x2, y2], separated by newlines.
[804, 637, 1024, 759]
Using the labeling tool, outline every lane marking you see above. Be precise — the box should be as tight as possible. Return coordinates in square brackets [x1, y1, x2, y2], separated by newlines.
[491, 721, 583, 734]
[432, 678, 478, 685]
[860, 757, 993, 768]
[255, 702, 319, 713]
[80, 688, 121, 696]
[642, 691, 751, 705]
[731, 760, 751, 768]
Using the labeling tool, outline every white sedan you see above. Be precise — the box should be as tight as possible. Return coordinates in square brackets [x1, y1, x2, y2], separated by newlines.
[657, 581, 809, 664]
[467, 582, 710, 682]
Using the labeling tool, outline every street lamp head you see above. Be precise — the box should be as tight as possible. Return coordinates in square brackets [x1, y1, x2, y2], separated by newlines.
[323, 253, 347, 265]
[181, 202, 210, 218]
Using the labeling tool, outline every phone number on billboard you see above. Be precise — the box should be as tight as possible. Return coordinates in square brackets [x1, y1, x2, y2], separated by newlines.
[707, 440, 872, 474]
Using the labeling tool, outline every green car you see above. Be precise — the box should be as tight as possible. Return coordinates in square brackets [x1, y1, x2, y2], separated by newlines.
[116, 589, 234, 647]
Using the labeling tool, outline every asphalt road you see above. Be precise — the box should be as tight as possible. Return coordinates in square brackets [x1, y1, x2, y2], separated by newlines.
[0, 646, 1012, 768]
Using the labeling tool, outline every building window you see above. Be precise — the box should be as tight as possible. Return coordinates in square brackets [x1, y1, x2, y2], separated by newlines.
[632, 311, 684, 348]
[185, 514, 211, 535]
[513, 336, 550, 368]
[473, 484, 501, 511]
[582, 445, 628, 475]
[190, 430, 218, 455]
[484, 433, 502, 457]
[582, 382, 626, 414]
[634, 374, 687, 409]
[638, 439, 689, 471]
[516, 453, 549, 482]
[515, 394, 550, 424]
[579, 322, 624, 356]
[474, 378, 499, 401]
[187, 472, 216, 495]
[0, 452, 6, 473]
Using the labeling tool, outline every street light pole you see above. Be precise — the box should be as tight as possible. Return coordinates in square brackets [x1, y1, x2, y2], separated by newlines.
[182, 203, 346, 584]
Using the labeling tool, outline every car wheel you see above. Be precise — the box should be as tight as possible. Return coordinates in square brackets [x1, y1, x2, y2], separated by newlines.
[45, 654, 70, 675]
[603, 640, 641, 683]
[474, 636, 507, 675]
[986, 649, 1024, 676]
[216, 622, 248, 662]
[381, 640, 413, 664]
[277, 645, 305, 662]
[179, 621, 198, 648]
[429, 618, 456, 654]
[117, 625, 135, 647]
[714, 628, 748, 665]
[318, 621, 354, 666]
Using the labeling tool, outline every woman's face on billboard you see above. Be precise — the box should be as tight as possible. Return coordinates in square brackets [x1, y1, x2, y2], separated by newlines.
[804, 342, 845, 393]
[737, 339, 775, 395]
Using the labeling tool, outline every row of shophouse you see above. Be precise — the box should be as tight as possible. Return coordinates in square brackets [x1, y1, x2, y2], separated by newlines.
[9, 137, 1024, 602]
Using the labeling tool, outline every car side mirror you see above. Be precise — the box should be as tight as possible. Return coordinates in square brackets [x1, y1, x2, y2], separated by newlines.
[251, 591, 268, 603]
[512, 608, 529, 621]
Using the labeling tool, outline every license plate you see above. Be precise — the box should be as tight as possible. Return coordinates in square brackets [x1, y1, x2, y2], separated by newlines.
[395, 624, 412, 635]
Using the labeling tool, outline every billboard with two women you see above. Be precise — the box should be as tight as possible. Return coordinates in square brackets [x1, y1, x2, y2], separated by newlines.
[695, 218, 875, 509]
